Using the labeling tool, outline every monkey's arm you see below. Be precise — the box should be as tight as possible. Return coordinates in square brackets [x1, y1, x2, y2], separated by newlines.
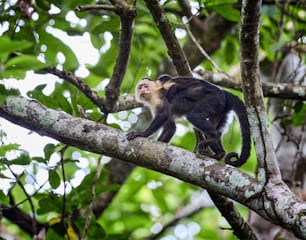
[157, 118, 176, 142]
[126, 104, 170, 141]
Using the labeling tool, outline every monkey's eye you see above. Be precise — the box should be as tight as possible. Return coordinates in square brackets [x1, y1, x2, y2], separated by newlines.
[137, 83, 150, 91]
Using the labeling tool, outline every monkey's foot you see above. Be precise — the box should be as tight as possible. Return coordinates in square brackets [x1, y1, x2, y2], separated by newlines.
[212, 151, 225, 160]
[194, 141, 209, 155]
[202, 151, 225, 160]
[194, 139, 217, 155]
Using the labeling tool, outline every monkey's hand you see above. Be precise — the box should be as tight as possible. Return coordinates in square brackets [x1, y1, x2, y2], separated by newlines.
[126, 131, 145, 141]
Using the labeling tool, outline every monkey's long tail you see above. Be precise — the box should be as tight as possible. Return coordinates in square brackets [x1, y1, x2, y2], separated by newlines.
[224, 92, 251, 167]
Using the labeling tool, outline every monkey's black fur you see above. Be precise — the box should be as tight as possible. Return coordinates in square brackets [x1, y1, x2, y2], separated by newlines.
[127, 75, 251, 167]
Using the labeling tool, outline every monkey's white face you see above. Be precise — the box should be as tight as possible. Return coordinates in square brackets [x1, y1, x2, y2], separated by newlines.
[136, 79, 154, 102]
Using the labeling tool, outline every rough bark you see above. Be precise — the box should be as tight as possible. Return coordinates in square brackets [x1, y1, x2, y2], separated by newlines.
[1, 96, 306, 238]
[240, 0, 281, 179]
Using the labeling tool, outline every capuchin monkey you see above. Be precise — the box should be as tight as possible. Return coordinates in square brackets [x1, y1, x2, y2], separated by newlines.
[126, 75, 251, 167]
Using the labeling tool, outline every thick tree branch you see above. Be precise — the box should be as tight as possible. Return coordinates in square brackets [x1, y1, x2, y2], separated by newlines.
[240, 0, 281, 179]
[1, 96, 306, 238]
[208, 192, 258, 240]
[104, 1, 136, 112]
[144, 0, 191, 76]
[76, 1, 136, 113]
[2, 204, 47, 236]
[0, 98, 258, 201]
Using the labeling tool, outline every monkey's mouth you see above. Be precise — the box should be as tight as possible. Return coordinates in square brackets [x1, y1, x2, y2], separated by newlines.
[140, 93, 150, 99]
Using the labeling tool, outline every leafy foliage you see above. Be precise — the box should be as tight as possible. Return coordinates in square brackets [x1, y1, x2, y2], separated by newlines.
[0, 0, 304, 239]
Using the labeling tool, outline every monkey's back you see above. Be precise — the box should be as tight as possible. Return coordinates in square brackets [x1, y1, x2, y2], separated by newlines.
[164, 77, 228, 117]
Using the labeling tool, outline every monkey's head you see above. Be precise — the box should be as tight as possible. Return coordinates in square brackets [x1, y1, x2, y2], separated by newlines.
[135, 77, 158, 103]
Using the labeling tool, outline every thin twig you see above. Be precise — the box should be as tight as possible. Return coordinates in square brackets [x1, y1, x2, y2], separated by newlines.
[44, 67, 106, 113]
[8, 165, 37, 235]
[75, 4, 119, 13]
[185, 26, 223, 72]
[81, 156, 103, 239]
[60, 146, 68, 220]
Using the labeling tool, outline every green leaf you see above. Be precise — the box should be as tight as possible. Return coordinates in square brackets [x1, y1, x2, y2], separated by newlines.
[38, 196, 62, 214]
[27, 85, 58, 109]
[208, 5, 240, 22]
[292, 102, 306, 126]
[89, 43, 118, 77]
[0, 84, 20, 105]
[0, 143, 20, 156]
[74, 217, 106, 240]
[294, 101, 304, 113]
[68, 0, 97, 9]
[50, 83, 74, 113]
[46, 222, 66, 240]
[9, 153, 31, 165]
[49, 169, 61, 189]
[3, 55, 46, 79]
[32, 157, 46, 163]
[44, 144, 57, 160]
[152, 188, 169, 212]
[87, 222, 106, 239]
[36, 0, 51, 11]
[0, 36, 33, 59]
[224, 38, 237, 64]
[37, 30, 79, 70]
[28, 83, 73, 113]
[205, 0, 238, 7]
[0, 190, 10, 205]
[92, 18, 120, 35]
[5, 55, 45, 70]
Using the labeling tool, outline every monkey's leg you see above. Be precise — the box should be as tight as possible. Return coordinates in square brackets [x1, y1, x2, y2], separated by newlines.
[194, 130, 206, 153]
[194, 131, 212, 155]
[187, 114, 225, 159]
[187, 115, 220, 141]
[195, 138, 225, 160]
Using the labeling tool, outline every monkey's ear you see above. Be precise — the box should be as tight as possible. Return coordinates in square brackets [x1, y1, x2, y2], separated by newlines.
[158, 74, 172, 82]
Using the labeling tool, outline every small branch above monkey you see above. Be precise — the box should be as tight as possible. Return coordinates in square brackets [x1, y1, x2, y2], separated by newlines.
[197, 69, 306, 101]
[43, 67, 139, 114]
[144, 0, 191, 76]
